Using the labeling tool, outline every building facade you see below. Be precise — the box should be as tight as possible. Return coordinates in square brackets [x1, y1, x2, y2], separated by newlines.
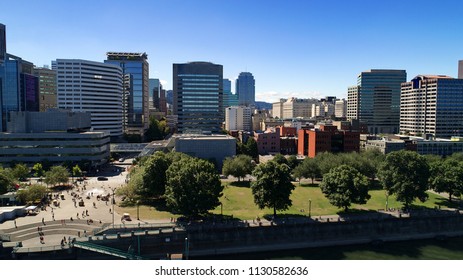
[459, 60, 463, 79]
[223, 79, 238, 110]
[173, 62, 223, 134]
[272, 99, 286, 119]
[236, 72, 255, 107]
[400, 75, 463, 139]
[283, 97, 318, 119]
[0, 53, 39, 131]
[254, 130, 280, 155]
[297, 124, 360, 158]
[105, 52, 150, 134]
[53, 59, 123, 137]
[347, 69, 406, 134]
[33, 67, 57, 112]
[335, 99, 347, 118]
[225, 106, 252, 131]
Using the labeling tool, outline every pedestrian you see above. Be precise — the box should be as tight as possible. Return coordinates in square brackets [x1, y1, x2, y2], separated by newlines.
[77, 213, 79, 219]
[86, 210, 88, 216]
[52, 213, 55, 221]
[14, 220, 17, 228]
[42, 217, 45, 225]
[78, 231, 80, 237]
[109, 208, 111, 213]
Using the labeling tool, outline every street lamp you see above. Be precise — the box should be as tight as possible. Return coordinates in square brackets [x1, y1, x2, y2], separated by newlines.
[309, 199, 312, 217]
[137, 200, 140, 220]
[220, 202, 223, 217]
[110, 187, 116, 227]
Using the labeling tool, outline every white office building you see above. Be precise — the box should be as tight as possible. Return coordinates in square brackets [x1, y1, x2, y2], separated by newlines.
[225, 106, 252, 131]
[53, 59, 123, 137]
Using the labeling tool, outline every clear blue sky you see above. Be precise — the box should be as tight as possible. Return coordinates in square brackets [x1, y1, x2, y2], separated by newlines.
[2, 0, 463, 102]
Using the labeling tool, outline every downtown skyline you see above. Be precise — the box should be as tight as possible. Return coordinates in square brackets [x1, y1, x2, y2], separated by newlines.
[1, 0, 463, 103]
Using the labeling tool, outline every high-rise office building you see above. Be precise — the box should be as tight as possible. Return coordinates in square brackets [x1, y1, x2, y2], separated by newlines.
[459, 60, 463, 79]
[400, 75, 463, 139]
[223, 79, 238, 110]
[33, 67, 57, 111]
[236, 72, 255, 106]
[105, 52, 149, 135]
[282, 97, 318, 119]
[0, 53, 39, 131]
[149, 78, 160, 110]
[173, 61, 223, 134]
[225, 106, 252, 131]
[0, 23, 5, 63]
[53, 59, 123, 137]
[347, 69, 406, 134]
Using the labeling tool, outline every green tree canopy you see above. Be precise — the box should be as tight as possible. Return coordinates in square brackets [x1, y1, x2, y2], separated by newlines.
[320, 164, 371, 211]
[292, 157, 321, 184]
[32, 163, 44, 178]
[72, 165, 82, 178]
[286, 155, 300, 170]
[12, 163, 29, 181]
[165, 157, 222, 217]
[222, 154, 254, 181]
[378, 150, 430, 209]
[251, 160, 295, 218]
[44, 166, 70, 187]
[16, 184, 47, 204]
[272, 154, 288, 165]
[140, 152, 171, 198]
[429, 158, 463, 202]
[0, 169, 14, 194]
[245, 137, 259, 159]
[145, 116, 169, 142]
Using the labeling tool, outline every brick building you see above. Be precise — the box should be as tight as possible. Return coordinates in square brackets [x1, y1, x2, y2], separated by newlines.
[297, 124, 360, 158]
[254, 130, 280, 155]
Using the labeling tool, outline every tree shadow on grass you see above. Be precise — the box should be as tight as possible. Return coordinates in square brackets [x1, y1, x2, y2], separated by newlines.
[434, 197, 462, 209]
[336, 209, 395, 221]
[298, 183, 319, 188]
[228, 181, 251, 188]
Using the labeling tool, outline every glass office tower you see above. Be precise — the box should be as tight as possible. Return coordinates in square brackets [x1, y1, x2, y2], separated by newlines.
[236, 72, 255, 107]
[173, 62, 223, 134]
[347, 69, 406, 134]
[105, 52, 149, 135]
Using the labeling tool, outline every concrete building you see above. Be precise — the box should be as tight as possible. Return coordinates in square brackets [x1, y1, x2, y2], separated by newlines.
[173, 62, 223, 134]
[335, 99, 347, 118]
[225, 106, 252, 131]
[298, 124, 360, 158]
[53, 59, 123, 137]
[173, 134, 236, 167]
[459, 60, 463, 79]
[347, 69, 406, 134]
[105, 52, 150, 135]
[272, 99, 286, 118]
[33, 67, 57, 112]
[400, 75, 463, 139]
[283, 97, 318, 119]
[0, 110, 109, 166]
[7, 110, 91, 133]
[236, 72, 255, 107]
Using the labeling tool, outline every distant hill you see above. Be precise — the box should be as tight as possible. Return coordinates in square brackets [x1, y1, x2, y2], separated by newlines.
[255, 101, 272, 110]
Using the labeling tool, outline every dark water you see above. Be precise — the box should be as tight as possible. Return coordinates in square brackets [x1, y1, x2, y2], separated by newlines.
[195, 236, 463, 260]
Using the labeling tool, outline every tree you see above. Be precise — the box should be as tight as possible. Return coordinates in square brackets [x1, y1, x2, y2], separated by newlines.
[32, 163, 44, 178]
[378, 150, 430, 209]
[222, 155, 254, 181]
[44, 166, 70, 187]
[292, 157, 321, 184]
[245, 137, 259, 159]
[140, 152, 171, 198]
[117, 166, 142, 205]
[72, 165, 82, 182]
[165, 158, 222, 217]
[145, 116, 169, 142]
[314, 152, 342, 176]
[320, 165, 370, 211]
[251, 160, 295, 218]
[429, 158, 463, 202]
[12, 163, 29, 182]
[0, 169, 14, 194]
[16, 184, 47, 204]
[286, 155, 300, 170]
[272, 154, 288, 165]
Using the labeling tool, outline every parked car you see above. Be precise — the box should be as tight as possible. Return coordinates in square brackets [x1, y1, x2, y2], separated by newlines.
[97, 176, 108, 181]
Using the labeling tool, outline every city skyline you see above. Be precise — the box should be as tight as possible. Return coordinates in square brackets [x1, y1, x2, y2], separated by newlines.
[1, 0, 463, 103]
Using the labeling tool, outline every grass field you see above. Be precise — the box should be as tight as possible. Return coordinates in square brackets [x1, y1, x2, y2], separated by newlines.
[118, 180, 454, 221]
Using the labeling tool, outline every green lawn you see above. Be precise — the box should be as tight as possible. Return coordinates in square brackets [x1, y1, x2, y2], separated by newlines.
[118, 181, 452, 221]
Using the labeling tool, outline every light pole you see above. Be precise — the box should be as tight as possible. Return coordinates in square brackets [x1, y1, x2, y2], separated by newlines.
[220, 202, 223, 217]
[309, 199, 312, 217]
[137, 200, 140, 220]
[110, 187, 115, 227]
